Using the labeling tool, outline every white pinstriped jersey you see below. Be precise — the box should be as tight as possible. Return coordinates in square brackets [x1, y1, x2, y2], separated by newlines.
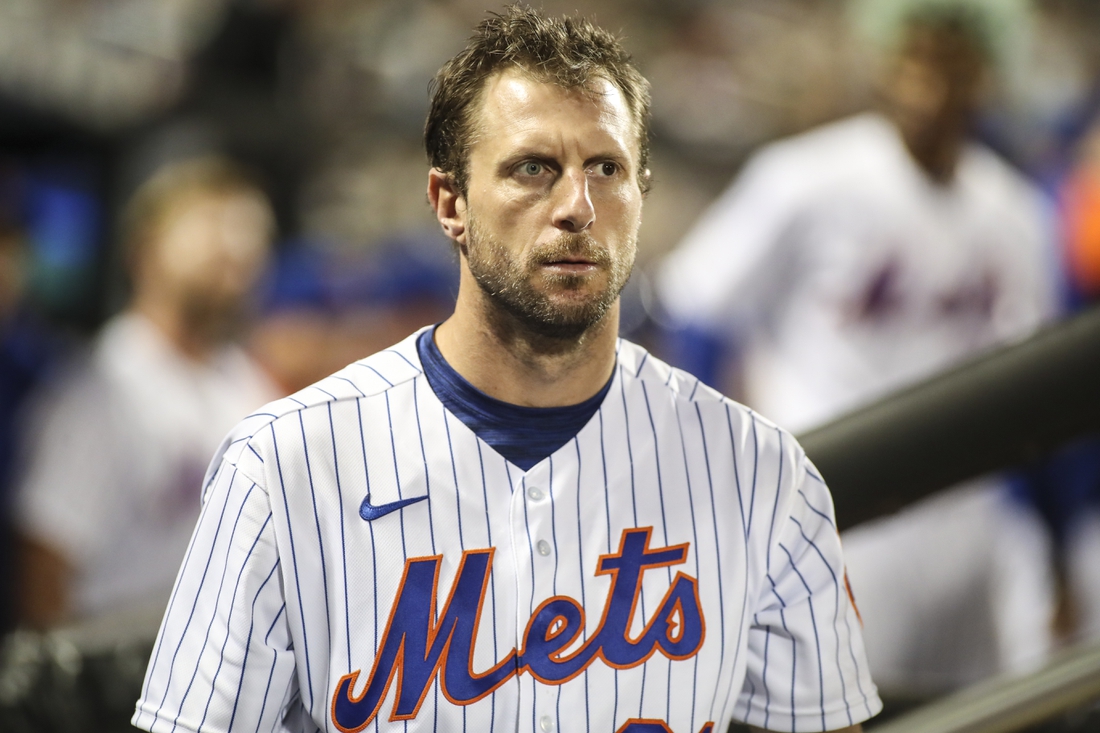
[133, 329, 881, 733]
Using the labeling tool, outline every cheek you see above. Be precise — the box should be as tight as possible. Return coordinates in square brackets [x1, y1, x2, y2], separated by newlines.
[156, 216, 219, 284]
[155, 217, 266, 297]
[597, 185, 643, 233]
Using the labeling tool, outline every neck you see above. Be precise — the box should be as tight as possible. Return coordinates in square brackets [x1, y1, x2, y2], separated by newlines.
[902, 128, 963, 184]
[433, 280, 619, 408]
[882, 106, 967, 185]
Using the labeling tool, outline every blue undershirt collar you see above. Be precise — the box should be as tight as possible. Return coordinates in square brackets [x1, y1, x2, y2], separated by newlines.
[416, 328, 613, 471]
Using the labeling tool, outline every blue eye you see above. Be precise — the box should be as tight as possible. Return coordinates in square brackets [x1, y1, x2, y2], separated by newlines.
[522, 162, 543, 176]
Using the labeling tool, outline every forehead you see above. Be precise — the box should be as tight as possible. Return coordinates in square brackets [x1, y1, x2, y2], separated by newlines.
[900, 23, 986, 69]
[468, 68, 639, 158]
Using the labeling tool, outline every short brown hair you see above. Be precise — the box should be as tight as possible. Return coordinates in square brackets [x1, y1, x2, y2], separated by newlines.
[122, 156, 270, 258]
[425, 4, 651, 195]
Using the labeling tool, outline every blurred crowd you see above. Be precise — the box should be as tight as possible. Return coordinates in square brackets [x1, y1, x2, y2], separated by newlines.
[2, 0, 1100, 714]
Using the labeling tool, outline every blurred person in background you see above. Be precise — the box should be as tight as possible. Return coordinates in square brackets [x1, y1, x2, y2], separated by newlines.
[13, 157, 278, 629]
[249, 233, 458, 395]
[658, 0, 1060, 697]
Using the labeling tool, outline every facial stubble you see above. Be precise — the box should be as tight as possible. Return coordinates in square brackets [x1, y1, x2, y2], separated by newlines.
[464, 215, 636, 341]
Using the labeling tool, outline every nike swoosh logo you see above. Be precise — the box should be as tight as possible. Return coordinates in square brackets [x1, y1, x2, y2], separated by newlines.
[359, 493, 429, 521]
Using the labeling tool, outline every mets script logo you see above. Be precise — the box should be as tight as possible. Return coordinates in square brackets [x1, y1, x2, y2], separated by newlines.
[331, 527, 706, 731]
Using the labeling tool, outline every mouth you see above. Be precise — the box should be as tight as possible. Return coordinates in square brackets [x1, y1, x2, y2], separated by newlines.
[542, 256, 599, 274]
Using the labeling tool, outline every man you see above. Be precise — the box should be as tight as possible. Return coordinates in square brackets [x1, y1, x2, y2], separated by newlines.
[134, 8, 879, 733]
[15, 157, 277, 628]
[658, 3, 1057, 694]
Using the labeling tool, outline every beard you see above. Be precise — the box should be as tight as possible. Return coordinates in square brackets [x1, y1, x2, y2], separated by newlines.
[178, 289, 248, 346]
[465, 216, 635, 341]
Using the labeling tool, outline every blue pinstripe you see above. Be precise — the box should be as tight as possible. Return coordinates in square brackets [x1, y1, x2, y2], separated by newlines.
[694, 404, 731, 723]
[199, 512, 274, 729]
[298, 409, 333, 717]
[383, 392, 410, 561]
[326, 404, 353, 673]
[791, 516, 855, 725]
[779, 541, 825, 730]
[617, 365, 648, 717]
[474, 439, 498, 732]
[673, 400, 703, 733]
[383, 348, 422, 373]
[764, 428, 785, 579]
[140, 463, 240, 726]
[356, 362, 394, 387]
[597, 409, 620, 725]
[228, 556, 280, 731]
[271, 425, 317, 716]
[639, 381, 674, 723]
[759, 615, 772, 729]
[441, 407, 471, 733]
[572, 438, 592, 732]
[170, 481, 259, 731]
[409, 377, 441, 732]
[255, 603, 286, 733]
[798, 487, 835, 528]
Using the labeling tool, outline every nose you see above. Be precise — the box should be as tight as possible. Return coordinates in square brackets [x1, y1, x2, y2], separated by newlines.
[552, 170, 595, 232]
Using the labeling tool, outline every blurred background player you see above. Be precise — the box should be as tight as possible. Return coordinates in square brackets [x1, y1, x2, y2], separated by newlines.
[658, 0, 1061, 696]
[13, 157, 278, 629]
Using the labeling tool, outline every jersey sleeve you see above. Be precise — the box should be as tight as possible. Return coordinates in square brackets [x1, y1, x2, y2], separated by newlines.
[732, 451, 882, 732]
[132, 451, 299, 733]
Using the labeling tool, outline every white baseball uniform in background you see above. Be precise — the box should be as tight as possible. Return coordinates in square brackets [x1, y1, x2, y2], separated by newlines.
[133, 330, 880, 733]
[16, 311, 277, 620]
[658, 111, 1060, 692]
[659, 112, 1057, 435]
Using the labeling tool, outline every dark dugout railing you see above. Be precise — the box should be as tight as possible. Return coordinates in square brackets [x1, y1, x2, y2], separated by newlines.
[798, 304, 1100, 532]
[867, 641, 1100, 733]
[795, 304, 1100, 732]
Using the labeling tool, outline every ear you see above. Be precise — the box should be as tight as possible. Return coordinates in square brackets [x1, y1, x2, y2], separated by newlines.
[427, 168, 467, 246]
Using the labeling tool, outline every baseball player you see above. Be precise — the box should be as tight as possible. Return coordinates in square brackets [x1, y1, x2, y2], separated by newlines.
[15, 157, 278, 628]
[133, 7, 880, 732]
[657, 2, 1058, 694]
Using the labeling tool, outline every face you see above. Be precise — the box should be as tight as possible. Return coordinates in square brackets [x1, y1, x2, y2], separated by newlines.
[452, 68, 644, 340]
[148, 189, 272, 339]
[883, 23, 987, 145]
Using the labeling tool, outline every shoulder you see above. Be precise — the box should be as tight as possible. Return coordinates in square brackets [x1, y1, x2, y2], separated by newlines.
[206, 329, 427, 485]
[616, 339, 796, 451]
[681, 114, 898, 243]
[746, 112, 897, 183]
[617, 341, 818, 536]
[959, 142, 1047, 207]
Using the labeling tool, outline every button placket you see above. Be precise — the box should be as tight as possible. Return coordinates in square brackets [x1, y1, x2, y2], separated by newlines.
[526, 482, 553, 557]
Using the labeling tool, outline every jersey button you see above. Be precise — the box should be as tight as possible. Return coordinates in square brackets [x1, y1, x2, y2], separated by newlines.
[536, 540, 552, 556]
[539, 714, 554, 731]
[526, 486, 545, 501]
